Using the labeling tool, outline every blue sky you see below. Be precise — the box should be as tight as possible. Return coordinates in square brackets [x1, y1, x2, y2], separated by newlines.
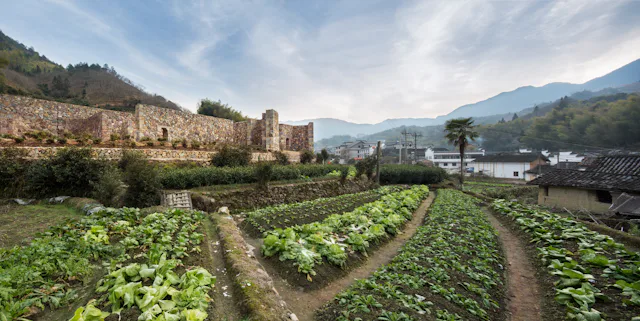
[2, 0, 640, 123]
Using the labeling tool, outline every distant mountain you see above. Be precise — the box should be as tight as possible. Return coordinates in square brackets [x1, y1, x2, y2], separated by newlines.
[286, 58, 640, 141]
[0, 30, 181, 111]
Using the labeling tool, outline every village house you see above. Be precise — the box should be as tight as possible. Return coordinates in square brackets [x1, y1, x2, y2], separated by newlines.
[527, 154, 640, 213]
[472, 153, 549, 180]
[336, 140, 380, 163]
[426, 148, 485, 173]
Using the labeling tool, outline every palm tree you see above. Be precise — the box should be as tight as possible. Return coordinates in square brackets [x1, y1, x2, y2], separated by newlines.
[444, 117, 479, 186]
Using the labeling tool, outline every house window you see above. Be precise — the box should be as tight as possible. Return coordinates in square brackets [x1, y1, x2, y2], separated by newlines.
[443, 163, 448, 166]
[161, 128, 168, 140]
[452, 163, 457, 167]
[595, 190, 612, 204]
[513, 171, 519, 177]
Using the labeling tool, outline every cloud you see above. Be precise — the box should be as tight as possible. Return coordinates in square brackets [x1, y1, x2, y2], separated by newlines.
[4, 0, 640, 122]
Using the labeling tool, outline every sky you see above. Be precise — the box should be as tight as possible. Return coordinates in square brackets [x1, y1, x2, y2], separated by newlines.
[1, 0, 640, 123]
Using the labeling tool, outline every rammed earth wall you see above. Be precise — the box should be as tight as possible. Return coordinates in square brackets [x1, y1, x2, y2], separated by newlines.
[0, 146, 303, 164]
[0, 94, 313, 151]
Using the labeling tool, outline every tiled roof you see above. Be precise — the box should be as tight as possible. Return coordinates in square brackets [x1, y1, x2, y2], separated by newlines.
[525, 164, 553, 174]
[528, 155, 640, 193]
[610, 193, 640, 216]
[475, 153, 548, 163]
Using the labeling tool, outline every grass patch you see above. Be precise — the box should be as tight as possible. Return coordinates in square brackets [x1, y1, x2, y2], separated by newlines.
[0, 203, 83, 248]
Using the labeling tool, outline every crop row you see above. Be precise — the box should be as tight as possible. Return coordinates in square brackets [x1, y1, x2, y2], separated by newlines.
[0, 207, 216, 321]
[492, 200, 640, 320]
[242, 186, 404, 235]
[261, 185, 429, 281]
[317, 189, 505, 321]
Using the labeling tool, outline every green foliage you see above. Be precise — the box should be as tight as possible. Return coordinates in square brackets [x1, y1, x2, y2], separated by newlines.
[300, 150, 315, 164]
[273, 151, 290, 165]
[339, 166, 349, 184]
[196, 99, 246, 121]
[122, 154, 162, 208]
[90, 166, 124, 207]
[321, 190, 503, 321]
[24, 147, 105, 197]
[0, 148, 29, 197]
[261, 186, 429, 279]
[480, 94, 640, 151]
[444, 117, 478, 184]
[211, 145, 251, 167]
[378, 164, 447, 185]
[159, 164, 341, 189]
[355, 157, 377, 180]
[255, 162, 273, 190]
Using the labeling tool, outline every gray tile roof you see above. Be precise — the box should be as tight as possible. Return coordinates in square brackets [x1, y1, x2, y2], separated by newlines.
[474, 153, 548, 163]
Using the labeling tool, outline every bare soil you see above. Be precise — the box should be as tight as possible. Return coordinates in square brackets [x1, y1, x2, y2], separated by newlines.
[252, 193, 435, 321]
[483, 208, 542, 321]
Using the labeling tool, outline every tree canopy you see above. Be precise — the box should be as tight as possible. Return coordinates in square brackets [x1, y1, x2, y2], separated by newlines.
[197, 99, 247, 122]
[444, 117, 478, 184]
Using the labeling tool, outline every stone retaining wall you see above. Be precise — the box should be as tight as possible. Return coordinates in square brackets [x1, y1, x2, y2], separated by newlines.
[0, 146, 302, 164]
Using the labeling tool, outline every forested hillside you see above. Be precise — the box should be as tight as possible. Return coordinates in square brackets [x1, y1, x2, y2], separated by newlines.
[0, 30, 181, 111]
[479, 93, 640, 151]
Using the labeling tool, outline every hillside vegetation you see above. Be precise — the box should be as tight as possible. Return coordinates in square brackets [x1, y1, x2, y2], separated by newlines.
[0, 30, 181, 111]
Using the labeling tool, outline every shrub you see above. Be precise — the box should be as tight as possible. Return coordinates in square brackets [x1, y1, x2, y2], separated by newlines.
[129, 141, 137, 148]
[58, 138, 67, 144]
[140, 136, 152, 142]
[118, 150, 147, 171]
[181, 139, 188, 148]
[157, 137, 167, 142]
[14, 136, 24, 144]
[46, 138, 56, 144]
[159, 164, 340, 189]
[146, 141, 154, 147]
[378, 164, 447, 185]
[340, 166, 349, 184]
[211, 145, 251, 167]
[110, 133, 120, 141]
[25, 147, 105, 197]
[123, 134, 132, 140]
[122, 154, 162, 208]
[355, 157, 377, 180]
[300, 150, 315, 164]
[93, 138, 102, 145]
[191, 140, 201, 149]
[91, 166, 124, 207]
[273, 151, 289, 165]
[255, 162, 273, 190]
[0, 148, 29, 197]
[171, 140, 181, 149]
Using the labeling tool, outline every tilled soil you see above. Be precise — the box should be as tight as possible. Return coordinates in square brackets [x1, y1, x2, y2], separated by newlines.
[483, 208, 542, 321]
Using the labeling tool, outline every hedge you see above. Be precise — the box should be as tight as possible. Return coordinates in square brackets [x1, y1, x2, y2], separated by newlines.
[160, 164, 342, 189]
[378, 164, 447, 185]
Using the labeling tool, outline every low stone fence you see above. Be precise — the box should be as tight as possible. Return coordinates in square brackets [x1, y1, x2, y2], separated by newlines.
[0, 146, 301, 164]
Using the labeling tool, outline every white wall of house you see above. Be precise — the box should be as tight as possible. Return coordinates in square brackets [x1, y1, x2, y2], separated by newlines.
[474, 161, 530, 179]
[431, 149, 484, 173]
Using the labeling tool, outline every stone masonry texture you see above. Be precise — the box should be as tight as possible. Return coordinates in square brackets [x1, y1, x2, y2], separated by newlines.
[0, 94, 313, 151]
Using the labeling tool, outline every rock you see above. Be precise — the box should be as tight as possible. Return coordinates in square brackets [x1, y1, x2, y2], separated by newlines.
[13, 199, 35, 205]
[48, 196, 70, 204]
[218, 206, 229, 214]
[289, 313, 299, 321]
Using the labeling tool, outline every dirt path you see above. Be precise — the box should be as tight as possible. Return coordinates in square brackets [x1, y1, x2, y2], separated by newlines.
[483, 208, 542, 321]
[261, 193, 435, 321]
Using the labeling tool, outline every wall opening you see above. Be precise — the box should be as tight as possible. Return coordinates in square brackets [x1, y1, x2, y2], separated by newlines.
[544, 186, 549, 196]
[162, 128, 168, 140]
[595, 190, 612, 203]
[286, 137, 290, 150]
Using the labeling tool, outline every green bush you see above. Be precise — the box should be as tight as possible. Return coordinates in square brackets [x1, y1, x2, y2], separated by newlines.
[211, 145, 251, 167]
[0, 148, 30, 197]
[122, 154, 162, 208]
[378, 165, 447, 185]
[91, 166, 124, 207]
[355, 157, 377, 180]
[340, 166, 349, 184]
[160, 164, 341, 189]
[273, 151, 289, 165]
[14, 136, 24, 144]
[255, 162, 273, 190]
[300, 150, 315, 164]
[110, 133, 120, 141]
[25, 147, 105, 197]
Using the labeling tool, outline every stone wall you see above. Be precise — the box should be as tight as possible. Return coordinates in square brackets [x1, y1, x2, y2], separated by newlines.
[0, 146, 303, 164]
[135, 104, 235, 143]
[537, 186, 612, 213]
[0, 94, 313, 151]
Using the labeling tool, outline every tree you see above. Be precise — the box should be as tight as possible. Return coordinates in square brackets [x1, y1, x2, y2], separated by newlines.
[321, 148, 329, 164]
[0, 55, 8, 93]
[512, 113, 519, 121]
[533, 105, 540, 116]
[197, 99, 246, 122]
[444, 117, 478, 186]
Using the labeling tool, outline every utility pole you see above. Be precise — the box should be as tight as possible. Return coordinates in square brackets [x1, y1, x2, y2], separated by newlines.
[401, 129, 410, 165]
[376, 141, 381, 184]
[398, 137, 402, 164]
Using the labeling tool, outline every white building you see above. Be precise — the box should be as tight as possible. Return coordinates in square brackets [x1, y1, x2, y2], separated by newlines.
[426, 148, 485, 173]
[336, 140, 381, 163]
[542, 151, 585, 166]
[473, 154, 549, 180]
